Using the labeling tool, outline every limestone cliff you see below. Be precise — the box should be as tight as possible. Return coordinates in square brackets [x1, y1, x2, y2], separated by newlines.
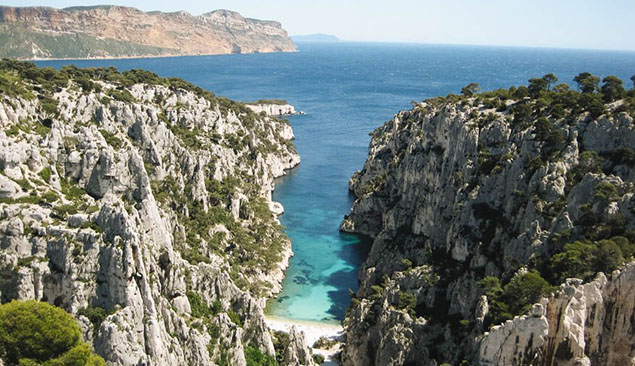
[341, 81, 635, 365]
[0, 61, 302, 365]
[0, 5, 296, 59]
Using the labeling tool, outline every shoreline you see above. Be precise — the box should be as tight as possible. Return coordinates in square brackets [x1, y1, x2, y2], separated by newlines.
[24, 49, 297, 62]
[266, 315, 344, 365]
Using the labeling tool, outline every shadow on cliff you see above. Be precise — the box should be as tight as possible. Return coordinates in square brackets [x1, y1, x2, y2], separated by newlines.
[324, 232, 373, 320]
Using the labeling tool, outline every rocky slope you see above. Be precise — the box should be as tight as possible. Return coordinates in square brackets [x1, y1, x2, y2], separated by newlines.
[0, 60, 309, 365]
[0, 5, 296, 59]
[340, 78, 635, 365]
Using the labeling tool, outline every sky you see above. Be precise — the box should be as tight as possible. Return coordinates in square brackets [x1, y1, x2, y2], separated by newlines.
[3, 0, 635, 51]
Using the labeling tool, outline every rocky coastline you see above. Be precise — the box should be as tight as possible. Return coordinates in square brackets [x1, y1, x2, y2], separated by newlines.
[340, 78, 635, 365]
[0, 61, 315, 366]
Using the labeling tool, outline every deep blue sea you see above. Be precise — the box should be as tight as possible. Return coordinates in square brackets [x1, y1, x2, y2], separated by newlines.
[37, 42, 635, 324]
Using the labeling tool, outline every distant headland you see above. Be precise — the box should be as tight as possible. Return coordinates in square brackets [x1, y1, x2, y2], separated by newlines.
[0, 5, 297, 60]
[291, 34, 340, 43]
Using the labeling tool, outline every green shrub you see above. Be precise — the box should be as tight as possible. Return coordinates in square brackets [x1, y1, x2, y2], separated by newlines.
[107, 89, 135, 103]
[99, 129, 124, 149]
[41, 191, 59, 203]
[77, 306, 113, 332]
[43, 342, 105, 366]
[313, 353, 325, 364]
[478, 276, 503, 298]
[548, 240, 635, 284]
[503, 272, 553, 315]
[52, 204, 78, 218]
[313, 336, 338, 349]
[594, 181, 619, 202]
[0, 300, 103, 366]
[227, 310, 242, 327]
[244, 346, 276, 366]
[272, 331, 290, 364]
[186, 292, 221, 319]
[38, 167, 52, 183]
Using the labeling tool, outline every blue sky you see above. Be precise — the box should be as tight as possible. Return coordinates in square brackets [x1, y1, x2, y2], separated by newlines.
[4, 0, 635, 51]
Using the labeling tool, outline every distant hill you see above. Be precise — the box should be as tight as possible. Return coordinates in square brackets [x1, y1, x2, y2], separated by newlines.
[291, 34, 340, 43]
[0, 5, 296, 59]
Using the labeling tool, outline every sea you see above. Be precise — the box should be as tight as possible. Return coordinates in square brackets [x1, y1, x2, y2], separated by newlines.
[37, 42, 635, 324]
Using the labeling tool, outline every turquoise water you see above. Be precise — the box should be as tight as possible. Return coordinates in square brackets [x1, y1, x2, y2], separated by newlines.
[38, 43, 635, 323]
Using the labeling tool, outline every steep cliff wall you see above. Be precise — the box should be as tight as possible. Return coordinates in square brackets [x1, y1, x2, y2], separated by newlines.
[0, 61, 302, 365]
[0, 6, 296, 59]
[341, 82, 635, 365]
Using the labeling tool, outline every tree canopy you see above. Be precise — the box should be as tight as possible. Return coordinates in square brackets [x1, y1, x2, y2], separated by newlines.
[461, 82, 481, 97]
[0, 300, 104, 366]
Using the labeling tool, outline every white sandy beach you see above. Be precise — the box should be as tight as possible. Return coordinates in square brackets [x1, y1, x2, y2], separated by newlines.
[266, 316, 344, 365]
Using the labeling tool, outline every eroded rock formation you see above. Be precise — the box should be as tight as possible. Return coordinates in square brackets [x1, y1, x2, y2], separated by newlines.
[341, 90, 635, 365]
[0, 62, 303, 365]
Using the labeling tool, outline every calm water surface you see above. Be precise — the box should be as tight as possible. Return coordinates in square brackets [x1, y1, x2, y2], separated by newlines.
[38, 43, 635, 323]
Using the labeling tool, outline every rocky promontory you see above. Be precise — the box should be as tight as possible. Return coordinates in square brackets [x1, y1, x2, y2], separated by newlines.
[0, 5, 296, 59]
[341, 75, 635, 365]
[246, 100, 302, 116]
[0, 60, 311, 365]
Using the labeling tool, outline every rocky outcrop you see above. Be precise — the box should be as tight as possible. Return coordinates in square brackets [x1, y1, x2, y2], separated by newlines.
[0, 62, 303, 365]
[246, 103, 301, 116]
[479, 262, 635, 366]
[283, 327, 316, 366]
[0, 5, 296, 59]
[341, 90, 635, 365]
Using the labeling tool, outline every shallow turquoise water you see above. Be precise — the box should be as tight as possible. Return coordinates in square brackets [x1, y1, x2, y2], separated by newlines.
[38, 43, 635, 323]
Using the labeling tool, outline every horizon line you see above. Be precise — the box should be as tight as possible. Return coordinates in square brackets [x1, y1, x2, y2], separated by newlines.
[292, 38, 635, 54]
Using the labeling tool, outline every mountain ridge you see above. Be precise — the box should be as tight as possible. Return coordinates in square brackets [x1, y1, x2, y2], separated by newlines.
[0, 5, 296, 60]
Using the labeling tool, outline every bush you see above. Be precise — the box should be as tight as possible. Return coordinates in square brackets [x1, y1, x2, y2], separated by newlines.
[77, 306, 113, 332]
[313, 336, 338, 349]
[244, 346, 276, 366]
[43, 342, 105, 366]
[313, 353, 325, 364]
[0, 300, 103, 366]
[547, 237, 631, 284]
[186, 292, 221, 319]
[548, 241, 596, 284]
[272, 331, 290, 364]
[502, 271, 553, 316]
[38, 167, 52, 183]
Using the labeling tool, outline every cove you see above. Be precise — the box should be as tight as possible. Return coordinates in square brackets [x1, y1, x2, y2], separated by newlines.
[37, 43, 635, 324]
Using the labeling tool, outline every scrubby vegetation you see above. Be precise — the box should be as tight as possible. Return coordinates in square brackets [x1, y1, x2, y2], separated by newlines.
[313, 336, 338, 349]
[0, 300, 105, 366]
[244, 346, 277, 366]
[246, 99, 289, 105]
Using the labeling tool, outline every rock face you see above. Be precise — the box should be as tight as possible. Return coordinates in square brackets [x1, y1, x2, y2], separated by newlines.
[0, 62, 303, 365]
[479, 263, 635, 366]
[0, 5, 296, 59]
[340, 92, 635, 365]
[283, 327, 316, 366]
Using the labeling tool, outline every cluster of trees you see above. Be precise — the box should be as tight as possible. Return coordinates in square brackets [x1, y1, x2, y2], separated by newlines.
[460, 72, 635, 121]
[462, 72, 634, 101]
[479, 234, 634, 328]
[0, 300, 104, 366]
[478, 271, 554, 328]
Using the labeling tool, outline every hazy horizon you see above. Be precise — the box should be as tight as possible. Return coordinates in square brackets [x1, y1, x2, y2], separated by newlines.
[3, 0, 635, 52]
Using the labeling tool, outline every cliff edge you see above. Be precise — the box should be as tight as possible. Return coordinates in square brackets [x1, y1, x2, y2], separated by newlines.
[341, 75, 635, 365]
[0, 60, 307, 365]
